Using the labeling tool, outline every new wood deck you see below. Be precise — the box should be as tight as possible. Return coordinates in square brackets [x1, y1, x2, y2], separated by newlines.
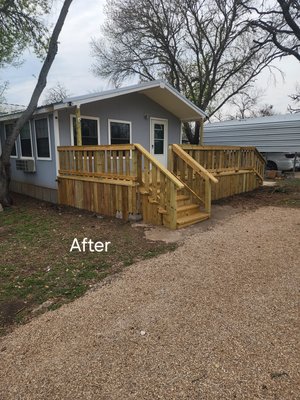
[57, 144, 265, 229]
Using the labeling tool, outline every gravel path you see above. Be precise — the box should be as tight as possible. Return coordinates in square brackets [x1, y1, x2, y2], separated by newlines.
[0, 207, 299, 400]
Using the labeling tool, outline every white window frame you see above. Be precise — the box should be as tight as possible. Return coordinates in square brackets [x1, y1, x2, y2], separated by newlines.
[4, 123, 18, 159]
[19, 121, 34, 159]
[108, 119, 132, 145]
[34, 116, 52, 161]
[70, 114, 100, 146]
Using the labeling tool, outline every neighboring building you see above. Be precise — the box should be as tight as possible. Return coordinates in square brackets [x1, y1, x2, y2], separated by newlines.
[204, 113, 300, 153]
[0, 80, 206, 202]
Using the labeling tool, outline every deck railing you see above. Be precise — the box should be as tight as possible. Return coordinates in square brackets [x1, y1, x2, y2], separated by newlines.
[179, 145, 265, 180]
[58, 144, 136, 182]
[58, 144, 184, 229]
[169, 144, 218, 214]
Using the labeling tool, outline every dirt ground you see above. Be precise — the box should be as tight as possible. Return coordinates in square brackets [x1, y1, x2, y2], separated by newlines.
[0, 194, 176, 336]
[0, 186, 299, 398]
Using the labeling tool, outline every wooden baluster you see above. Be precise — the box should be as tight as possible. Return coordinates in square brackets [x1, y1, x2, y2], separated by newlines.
[132, 149, 137, 178]
[89, 151, 93, 174]
[107, 150, 111, 174]
[151, 165, 158, 202]
[118, 151, 124, 175]
[144, 158, 150, 192]
[112, 150, 117, 174]
[159, 172, 165, 210]
[137, 151, 142, 184]
[205, 178, 211, 215]
[83, 151, 87, 173]
[125, 150, 130, 176]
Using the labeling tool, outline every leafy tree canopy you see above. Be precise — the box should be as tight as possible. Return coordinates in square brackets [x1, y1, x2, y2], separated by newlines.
[0, 0, 52, 67]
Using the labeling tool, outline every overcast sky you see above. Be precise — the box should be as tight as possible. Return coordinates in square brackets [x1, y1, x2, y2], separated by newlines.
[1, 0, 299, 114]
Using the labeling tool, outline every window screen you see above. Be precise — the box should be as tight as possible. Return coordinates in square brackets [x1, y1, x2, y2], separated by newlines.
[35, 118, 50, 158]
[20, 122, 32, 157]
[110, 121, 130, 144]
[73, 117, 98, 145]
[154, 123, 164, 155]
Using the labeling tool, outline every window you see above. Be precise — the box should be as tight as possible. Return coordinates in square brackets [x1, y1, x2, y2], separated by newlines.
[109, 120, 131, 144]
[20, 122, 33, 158]
[4, 124, 17, 157]
[72, 116, 99, 145]
[154, 123, 164, 154]
[35, 118, 51, 159]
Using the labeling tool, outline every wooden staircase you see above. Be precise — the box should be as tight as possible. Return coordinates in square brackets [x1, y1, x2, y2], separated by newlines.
[176, 193, 209, 228]
[140, 181, 210, 229]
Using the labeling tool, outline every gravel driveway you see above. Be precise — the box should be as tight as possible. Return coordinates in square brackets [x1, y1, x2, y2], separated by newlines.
[0, 206, 299, 399]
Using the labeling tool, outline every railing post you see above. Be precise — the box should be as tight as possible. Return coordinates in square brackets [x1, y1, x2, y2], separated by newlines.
[168, 145, 174, 172]
[75, 105, 82, 146]
[136, 151, 143, 184]
[132, 148, 138, 179]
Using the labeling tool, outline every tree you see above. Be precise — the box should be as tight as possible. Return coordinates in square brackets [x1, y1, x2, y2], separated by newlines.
[43, 82, 71, 105]
[0, 81, 8, 112]
[242, 0, 300, 62]
[0, 0, 73, 206]
[0, 0, 51, 67]
[255, 103, 275, 117]
[228, 87, 264, 119]
[288, 84, 300, 112]
[91, 0, 283, 143]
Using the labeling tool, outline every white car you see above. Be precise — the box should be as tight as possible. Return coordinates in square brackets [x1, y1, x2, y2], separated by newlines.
[263, 152, 300, 171]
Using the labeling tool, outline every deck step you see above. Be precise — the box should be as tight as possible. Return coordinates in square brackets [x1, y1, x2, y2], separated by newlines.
[176, 194, 191, 206]
[177, 203, 200, 218]
[176, 211, 209, 229]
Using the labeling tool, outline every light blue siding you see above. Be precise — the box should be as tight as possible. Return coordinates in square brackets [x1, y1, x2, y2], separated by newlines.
[0, 114, 57, 190]
[0, 92, 182, 193]
[58, 92, 181, 147]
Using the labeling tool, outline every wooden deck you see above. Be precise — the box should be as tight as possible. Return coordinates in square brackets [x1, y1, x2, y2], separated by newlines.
[57, 144, 265, 229]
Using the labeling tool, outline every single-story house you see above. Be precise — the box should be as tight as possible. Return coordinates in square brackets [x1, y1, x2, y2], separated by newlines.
[0, 80, 206, 203]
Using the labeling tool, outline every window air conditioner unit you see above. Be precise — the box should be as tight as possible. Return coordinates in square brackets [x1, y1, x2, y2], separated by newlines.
[16, 159, 36, 173]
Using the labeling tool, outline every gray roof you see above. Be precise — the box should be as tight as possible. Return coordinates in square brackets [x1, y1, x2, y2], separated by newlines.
[57, 80, 207, 121]
[205, 113, 300, 128]
[204, 113, 300, 152]
[0, 80, 207, 122]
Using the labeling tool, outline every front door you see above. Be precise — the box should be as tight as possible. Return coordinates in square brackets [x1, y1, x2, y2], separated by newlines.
[150, 118, 168, 167]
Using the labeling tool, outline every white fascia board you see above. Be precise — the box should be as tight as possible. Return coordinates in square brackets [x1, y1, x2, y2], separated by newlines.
[163, 82, 207, 119]
[0, 106, 54, 122]
[56, 80, 164, 109]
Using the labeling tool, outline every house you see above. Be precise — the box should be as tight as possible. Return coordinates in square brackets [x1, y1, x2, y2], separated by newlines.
[0, 80, 206, 203]
[204, 113, 300, 152]
[0, 81, 265, 229]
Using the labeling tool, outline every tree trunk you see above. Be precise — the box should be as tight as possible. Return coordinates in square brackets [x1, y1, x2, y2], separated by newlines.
[0, 159, 12, 206]
[183, 121, 201, 144]
[0, 0, 73, 207]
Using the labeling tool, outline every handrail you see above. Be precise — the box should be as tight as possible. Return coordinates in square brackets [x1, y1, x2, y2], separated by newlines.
[58, 144, 135, 151]
[134, 143, 184, 189]
[253, 148, 266, 164]
[175, 174, 205, 203]
[172, 144, 219, 183]
[180, 144, 266, 164]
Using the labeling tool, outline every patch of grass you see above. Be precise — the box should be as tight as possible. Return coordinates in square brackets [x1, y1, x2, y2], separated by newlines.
[0, 195, 177, 336]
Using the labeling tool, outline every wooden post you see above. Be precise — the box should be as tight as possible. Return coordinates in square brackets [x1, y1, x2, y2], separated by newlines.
[75, 105, 82, 146]
[168, 145, 174, 172]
